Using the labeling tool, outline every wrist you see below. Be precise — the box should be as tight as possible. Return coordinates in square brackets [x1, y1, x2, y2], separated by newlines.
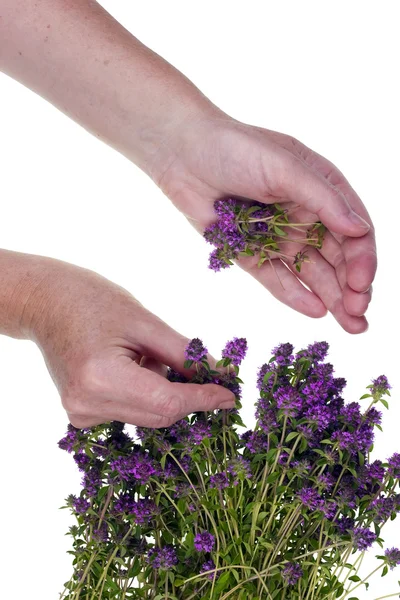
[0, 250, 57, 341]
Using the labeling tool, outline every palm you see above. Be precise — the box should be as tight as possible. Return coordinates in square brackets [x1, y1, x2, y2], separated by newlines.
[158, 119, 376, 334]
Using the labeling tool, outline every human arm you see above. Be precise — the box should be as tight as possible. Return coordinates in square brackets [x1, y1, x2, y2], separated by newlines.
[0, 0, 376, 333]
[0, 249, 235, 426]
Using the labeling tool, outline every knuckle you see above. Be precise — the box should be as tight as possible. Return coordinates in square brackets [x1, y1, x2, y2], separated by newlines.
[68, 414, 91, 429]
[148, 414, 176, 429]
[78, 359, 107, 396]
[156, 393, 183, 419]
[61, 389, 91, 417]
[199, 389, 218, 410]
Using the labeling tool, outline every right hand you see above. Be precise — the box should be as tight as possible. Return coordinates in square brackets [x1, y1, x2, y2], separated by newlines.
[22, 258, 235, 428]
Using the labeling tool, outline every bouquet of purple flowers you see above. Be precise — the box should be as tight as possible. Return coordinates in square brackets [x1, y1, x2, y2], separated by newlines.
[58, 338, 400, 600]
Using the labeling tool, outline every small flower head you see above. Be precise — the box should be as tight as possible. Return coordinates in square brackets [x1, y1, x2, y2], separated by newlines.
[185, 338, 208, 362]
[371, 375, 391, 397]
[387, 453, 400, 478]
[384, 548, 400, 570]
[222, 337, 248, 366]
[200, 559, 220, 581]
[272, 342, 294, 366]
[353, 527, 377, 551]
[209, 472, 229, 489]
[70, 495, 90, 515]
[306, 341, 329, 362]
[194, 532, 215, 553]
[147, 546, 178, 570]
[282, 562, 303, 586]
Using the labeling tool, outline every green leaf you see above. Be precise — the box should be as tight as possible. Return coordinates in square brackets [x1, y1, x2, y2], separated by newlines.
[286, 432, 299, 443]
[263, 371, 274, 384]
[273, 225, 287, 236]
[183, 359, 193, 369]
[380, 398, 389, 410]
[359, 393, 372, 400]
[213, 571, 231, 595]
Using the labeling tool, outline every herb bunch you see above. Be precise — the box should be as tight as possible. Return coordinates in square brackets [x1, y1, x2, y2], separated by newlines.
[59, 339, 400, 600]
[204, 199, 325, 273]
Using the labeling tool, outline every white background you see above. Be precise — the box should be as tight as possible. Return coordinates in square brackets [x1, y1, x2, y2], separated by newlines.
[0, 1, 399, 598]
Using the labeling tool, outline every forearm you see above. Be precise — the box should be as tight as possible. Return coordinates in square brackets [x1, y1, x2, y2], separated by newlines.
[0, 0, 219, 179]
[0, 249, 57, 339]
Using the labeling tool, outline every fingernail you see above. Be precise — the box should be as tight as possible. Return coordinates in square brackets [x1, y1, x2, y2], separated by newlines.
[348, 211, 370, 230]
[218, 401, 236, 409]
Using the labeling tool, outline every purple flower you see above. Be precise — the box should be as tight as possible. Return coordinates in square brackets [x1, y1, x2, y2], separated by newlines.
[255, 402, 278, 434]
[200, 559, 219, 581]
[335, 517, 355, 535]
[82, 463, 102, 497]
[367, 460, 386, 482]
[353, 527, 377, 551]
[272, 343, 294, 366]
[93, 522, 108, 543]
[317, 473, 335, 491]
[188, 420, 212, 444]
[194, 532, 215, 553]
[210, 472, 229, 489]
[371, 375, 391, 396]
[298, 487, 323, 511]
[388, 453, 400, 478]
[58, 424, 82, 453]
[304, 404, 332, 431]
[331, 430, 358, 454]
[73, 453, 91, 471]
[214, 198, 236, 221]
[147, 546, 178, 569]
[282, 562, 303, 585]
[371, 496, 395, 523]
[208, 249, 229, 272]
[241, 429, 269, 454]
[385, 548, 400, 570]
[71, 495, 90, 514]
[356, 423, 375, 453]
[364, 407, 382, 426]
[114, 496, 160, 525]
[227, 457, 252, 484]
[185, 338, 208, 362]
[306, 341, 329, 362]
[340, 402, 362, 427]
[111, 452, 159, 484]
[222, 337, 248, 366]
[274, 386, 302, 417]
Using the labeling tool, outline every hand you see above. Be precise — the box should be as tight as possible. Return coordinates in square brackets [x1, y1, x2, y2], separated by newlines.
[22, 259, 235, 428]
[152, 114, 376, 334]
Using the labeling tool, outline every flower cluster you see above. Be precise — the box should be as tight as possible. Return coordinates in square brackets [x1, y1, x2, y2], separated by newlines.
[204, 198, 325, 272]
[59, 339, 399, 600]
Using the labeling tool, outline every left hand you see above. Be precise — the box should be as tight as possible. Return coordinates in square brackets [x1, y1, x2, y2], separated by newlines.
[151, 114, 376, 334]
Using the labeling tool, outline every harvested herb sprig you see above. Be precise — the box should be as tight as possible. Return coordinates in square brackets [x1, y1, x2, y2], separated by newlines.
[204, 199, 325, 273]
[59, 340, 400, 600]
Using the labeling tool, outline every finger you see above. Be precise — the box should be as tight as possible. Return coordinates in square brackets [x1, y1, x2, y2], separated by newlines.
[132, 306, 220, 374]
[317, 230, 347, 289]
[237, 256, 327, 318]
[284, 248, 368, 333]
[341, 234, 377, 293]
[292, 147, 377, 292]
[140, 356, 168, 378]
[343, 284, 372, 317]
[268, 149, 371, 237]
